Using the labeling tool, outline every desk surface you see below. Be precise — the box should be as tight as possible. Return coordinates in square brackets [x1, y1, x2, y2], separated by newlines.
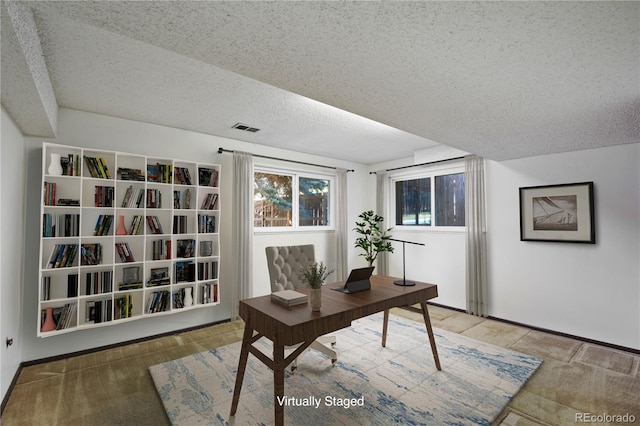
[239, 275, 438, 346]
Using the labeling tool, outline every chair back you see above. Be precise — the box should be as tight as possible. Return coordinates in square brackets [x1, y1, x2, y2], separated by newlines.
[265, 245, 315, 292]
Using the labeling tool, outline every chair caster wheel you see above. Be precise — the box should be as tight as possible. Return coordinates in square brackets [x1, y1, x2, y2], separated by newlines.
[331, 342, 336, 347]
[291, 366, 297, 372]
[331, 359, 337, 365]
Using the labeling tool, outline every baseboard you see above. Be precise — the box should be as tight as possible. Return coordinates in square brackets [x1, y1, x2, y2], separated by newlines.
[404, 303, 640, 355]
[1, 318, 231, 416]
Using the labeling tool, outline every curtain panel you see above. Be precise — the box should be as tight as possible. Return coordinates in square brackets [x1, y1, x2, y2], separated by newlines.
[335, 168, 349, 281]
[231, 151, 253, 320]
[465, 155, 488, 317]
[375, 172, 390, 275]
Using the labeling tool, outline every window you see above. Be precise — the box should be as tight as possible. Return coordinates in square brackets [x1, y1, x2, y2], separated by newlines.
[394, 170, 465, 228]
[254, 169, 331, 229]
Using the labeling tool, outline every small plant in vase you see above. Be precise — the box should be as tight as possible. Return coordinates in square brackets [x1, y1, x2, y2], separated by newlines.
[299, 261, 334, 311]
[354, 210, 394, 267]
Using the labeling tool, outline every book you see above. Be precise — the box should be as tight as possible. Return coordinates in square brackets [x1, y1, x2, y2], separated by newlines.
[271, 290, 308, 307]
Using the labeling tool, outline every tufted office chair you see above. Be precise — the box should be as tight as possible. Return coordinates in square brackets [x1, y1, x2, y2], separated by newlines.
[265, 245, 337, 371]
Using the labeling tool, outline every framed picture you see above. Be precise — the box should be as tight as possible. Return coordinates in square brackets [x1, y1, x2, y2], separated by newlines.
[519, 182, 595, 243]
[122, 266, 140, 284]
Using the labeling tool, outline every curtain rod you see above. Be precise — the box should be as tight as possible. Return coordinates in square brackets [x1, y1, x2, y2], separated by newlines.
[218, 148, 354, 172]
[369, 156, 466, 174]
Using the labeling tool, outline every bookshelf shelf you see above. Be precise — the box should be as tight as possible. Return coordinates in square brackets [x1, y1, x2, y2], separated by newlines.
[38, 143, 221, 337]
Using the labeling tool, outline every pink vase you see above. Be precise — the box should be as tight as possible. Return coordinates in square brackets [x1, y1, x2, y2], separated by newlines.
[115, 215, 127, 235]
[41, 307, 57, 332]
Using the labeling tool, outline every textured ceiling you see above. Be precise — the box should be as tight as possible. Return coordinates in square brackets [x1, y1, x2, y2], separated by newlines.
[2, 1, 639, 163]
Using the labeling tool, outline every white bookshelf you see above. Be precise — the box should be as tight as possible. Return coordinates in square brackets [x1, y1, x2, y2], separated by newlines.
[38, 143, 221, 337]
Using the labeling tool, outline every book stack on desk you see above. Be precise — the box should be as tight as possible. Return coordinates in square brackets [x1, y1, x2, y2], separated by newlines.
[271, 290, 308, 307]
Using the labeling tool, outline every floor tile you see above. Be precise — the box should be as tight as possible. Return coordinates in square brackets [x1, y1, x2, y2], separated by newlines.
[573, 343, 639, 375]
[461, 319, 530, 347]
[509, 330, 583, 362]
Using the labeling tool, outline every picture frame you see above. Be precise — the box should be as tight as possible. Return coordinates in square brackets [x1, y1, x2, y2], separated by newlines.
[122, 266, 140, 284]
[519, 182, 595, 244]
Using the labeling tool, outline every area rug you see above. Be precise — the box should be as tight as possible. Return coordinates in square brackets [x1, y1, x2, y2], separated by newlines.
[149, 313, 542, 425]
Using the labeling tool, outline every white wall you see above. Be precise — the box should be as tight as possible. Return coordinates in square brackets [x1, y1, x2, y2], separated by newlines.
[20, 108, 364, 362]
[369, 144, 640, 349]
[1, 108, 26, 401]
[486, 144, 640, 349]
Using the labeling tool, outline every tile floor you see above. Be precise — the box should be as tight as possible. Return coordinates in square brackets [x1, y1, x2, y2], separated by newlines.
[1, 306, 638, 425]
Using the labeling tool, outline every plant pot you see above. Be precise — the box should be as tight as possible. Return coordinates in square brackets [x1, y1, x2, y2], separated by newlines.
[310, 288, 322, 312]
[48, 153, 63, 176]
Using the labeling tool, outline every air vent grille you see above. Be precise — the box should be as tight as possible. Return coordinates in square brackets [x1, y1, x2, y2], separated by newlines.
[232, 123, 260, 133]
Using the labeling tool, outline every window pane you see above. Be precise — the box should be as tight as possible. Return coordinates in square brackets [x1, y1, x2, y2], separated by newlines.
[395, 177, 431, 225]
[299, 177, 329, 226]
[435, 173, 465, 226]
[254, 172, 292, 227]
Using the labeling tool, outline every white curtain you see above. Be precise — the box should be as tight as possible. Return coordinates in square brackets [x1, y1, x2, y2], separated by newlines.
[231, 151, 253, 320]
[465, 155, 488, 316]
[335, 168, 349, 281]
[375, 172, 389, 275]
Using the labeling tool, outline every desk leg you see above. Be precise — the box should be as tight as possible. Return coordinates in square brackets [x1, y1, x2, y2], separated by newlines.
[382, 309, 389, 347]
[273, 341, 285, 426]
[230, 324, 254, 416]
[420, 301, 442, 371]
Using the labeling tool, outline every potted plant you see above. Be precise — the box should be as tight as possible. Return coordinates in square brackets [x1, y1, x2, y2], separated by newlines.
[354, 210, 394, 267]
[299, 261, 334, 311]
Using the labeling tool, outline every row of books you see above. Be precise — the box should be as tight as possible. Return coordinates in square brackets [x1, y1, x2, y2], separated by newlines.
[117, 167, 145, 181]
[87, 299, 112, 323]
[42, 213, 80, 237]
[121, 185, 145, 208]
[174, 167, 193, 185]
[198, 167, 219, 187]
[150, 239, 171, 260]
[81, 243, 103, 266]
[93, 214, 113, 236]
[115, 242, 136, 263]
[173, 189, 192, 209]
[147, 163, 172, 184]
[85, 270, 113, 295]
[128, 215, 145, 235]
[175, 261, 195, 283]
[200, 193, 219, 210]
[172, 287, 190, 309]
[146, 189, 163, 209]
[84, 156, 111, 179]
[60, 153, 81, 176]
[201, 282, 219, 304]
[173, 215, 189, 234]
[197, 261, 219, 281]
[197, 214, 216, 233]
[46, 244, 78, 269]
[176, 239, 195, 258]
[94, 185, 114, 207]
[147, 290, 171, 313]
[114, 294, 134, 320]
[147, 215, 164, 234]
[42, 303, 76, 330]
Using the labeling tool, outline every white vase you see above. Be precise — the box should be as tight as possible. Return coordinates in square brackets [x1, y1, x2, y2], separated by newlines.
[184, 287, 193, 307]
[48, 153, 63, 176]
[310, 288, 322, 312]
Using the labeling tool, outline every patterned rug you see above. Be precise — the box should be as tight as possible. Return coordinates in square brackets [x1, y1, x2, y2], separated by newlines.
[149, 313, 542, 425]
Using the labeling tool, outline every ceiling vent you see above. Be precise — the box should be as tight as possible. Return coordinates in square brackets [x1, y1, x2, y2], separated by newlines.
[232, 123, 260, 133]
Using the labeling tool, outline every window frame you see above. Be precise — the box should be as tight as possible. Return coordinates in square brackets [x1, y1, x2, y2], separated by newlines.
[253, 165, 335, 233]
[389, 162, 466, 232]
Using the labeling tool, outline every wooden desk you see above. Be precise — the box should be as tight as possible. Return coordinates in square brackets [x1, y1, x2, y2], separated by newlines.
[230, 275, 441, 425]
